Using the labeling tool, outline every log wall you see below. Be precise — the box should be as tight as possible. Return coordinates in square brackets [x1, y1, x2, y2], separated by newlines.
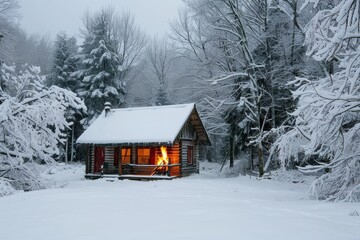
[154, 143, 180, 176]
[180, 140, 198, 176]
[180, 120, 195, 139]
[86, 146, 118, 174]
[103, 147, 118, 174]
[87, 141, 199, 177]
[120, 144, 181, 177]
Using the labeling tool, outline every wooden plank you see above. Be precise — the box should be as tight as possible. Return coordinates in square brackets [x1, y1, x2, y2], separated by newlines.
[179, 139, 198, 175]
[90, 146, 94, 173]
[118, 175, 178, 181]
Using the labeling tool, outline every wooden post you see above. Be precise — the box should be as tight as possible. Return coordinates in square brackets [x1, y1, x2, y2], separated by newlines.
[119, 147, 122, 176]
[168, 157, 171, 176]
[85, 145, 89, 174]
[131, 147, 136, 164]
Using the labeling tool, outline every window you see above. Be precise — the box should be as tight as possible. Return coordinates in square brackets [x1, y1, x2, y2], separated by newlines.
[137, 148, 150, 164]
[121, 147, 132, 165]
[187, 146, 193, 165]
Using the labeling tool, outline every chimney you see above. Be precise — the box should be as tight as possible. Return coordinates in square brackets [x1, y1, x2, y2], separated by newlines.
[104, 102, 111, 117]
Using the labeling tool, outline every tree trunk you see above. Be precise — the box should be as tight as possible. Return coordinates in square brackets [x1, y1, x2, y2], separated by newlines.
[70, 123, 75, 162]
[257, 92, 264, 177]
[258, 142, 264, 177]
[65, 135, 68, 163]
[229, 124, 234, 168]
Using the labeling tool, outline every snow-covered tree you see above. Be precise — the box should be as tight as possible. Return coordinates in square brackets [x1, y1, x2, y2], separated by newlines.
[0, 64, 85, 196]
[172, 0, 275, 175]
[1, 26, 53, 75]
[0, 0, 19, 62]
[75, 8, 146, 125]
[50, 32, 78, 91]
[74, 8, 125, 125]
[269, 0, 360, 201]
[48, 33, 85, 163]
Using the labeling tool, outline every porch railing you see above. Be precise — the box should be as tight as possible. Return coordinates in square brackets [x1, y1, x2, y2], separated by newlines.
[122, 163, 181, 177]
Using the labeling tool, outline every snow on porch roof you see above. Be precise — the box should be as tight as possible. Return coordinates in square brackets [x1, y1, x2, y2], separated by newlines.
[76, 103, 208, 145]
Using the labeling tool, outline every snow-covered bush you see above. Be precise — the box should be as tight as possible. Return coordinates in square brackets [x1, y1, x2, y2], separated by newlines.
[0, 178, 16, 197]
[0, 64, 86, 195]
[270, 169, 315, 185]
[268, 0, 360, 201]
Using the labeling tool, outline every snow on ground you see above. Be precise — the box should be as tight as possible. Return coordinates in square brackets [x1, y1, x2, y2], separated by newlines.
[0, 163, 359, 240]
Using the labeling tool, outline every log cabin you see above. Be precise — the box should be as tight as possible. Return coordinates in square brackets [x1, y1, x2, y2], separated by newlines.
[76, 103, 211, 180]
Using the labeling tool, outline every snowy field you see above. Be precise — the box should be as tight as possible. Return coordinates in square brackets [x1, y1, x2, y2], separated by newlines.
[0, 163, 359, 240]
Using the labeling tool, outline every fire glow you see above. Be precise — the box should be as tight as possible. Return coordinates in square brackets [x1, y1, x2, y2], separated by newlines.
[157, 146, 169, 166]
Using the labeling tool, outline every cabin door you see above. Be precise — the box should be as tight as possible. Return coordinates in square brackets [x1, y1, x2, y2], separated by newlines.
[94, 147, 105, 173]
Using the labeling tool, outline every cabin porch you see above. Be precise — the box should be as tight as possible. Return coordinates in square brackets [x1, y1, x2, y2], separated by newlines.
[85, 163, 181, 180]
[85, 143, 185, 179]
[85, 173, 178, 180]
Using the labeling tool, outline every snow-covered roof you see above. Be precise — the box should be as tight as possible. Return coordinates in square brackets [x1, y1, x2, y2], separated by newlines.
[76, 103, 210, 145]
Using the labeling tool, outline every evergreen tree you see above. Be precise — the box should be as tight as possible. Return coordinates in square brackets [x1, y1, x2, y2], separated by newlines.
[155, 83, 170, 106]
[49, 33, 84, 163]
[74, 9, 126, 125]
[50, 33, 78, 91]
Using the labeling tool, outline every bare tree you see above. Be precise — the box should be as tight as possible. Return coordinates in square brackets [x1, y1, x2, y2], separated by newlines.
[0, 0, 19, 62]
[268, 0, 360, 202]
[172, 0, 272, 175]
[12, 30, 53, 74]
[113, 11, 147, 84]
[145, 37, 176, 105]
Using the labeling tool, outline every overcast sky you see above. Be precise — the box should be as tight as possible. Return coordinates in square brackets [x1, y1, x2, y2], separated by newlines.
[18, 0, 183, 40]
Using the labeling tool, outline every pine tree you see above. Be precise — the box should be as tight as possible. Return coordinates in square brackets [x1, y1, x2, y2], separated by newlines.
[74, 9, 126, 125]
[51, 33, 78, 91]
[155, 83, 170, 106]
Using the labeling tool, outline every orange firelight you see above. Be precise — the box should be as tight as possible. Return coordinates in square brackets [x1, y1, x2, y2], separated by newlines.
[157, 146, 169, 166]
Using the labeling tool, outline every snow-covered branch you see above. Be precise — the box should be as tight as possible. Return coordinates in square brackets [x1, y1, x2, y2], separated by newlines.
[0, 64, 85, 195]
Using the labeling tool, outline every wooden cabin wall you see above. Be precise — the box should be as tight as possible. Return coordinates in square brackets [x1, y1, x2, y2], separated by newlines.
[131, 147, 136, 164]
[170, 143, 181, 176]
[180, 140, 198, 176]
[157, 143, 180, 176]
[195, 144, 199, 173]
[123, 144, 181, 177]
[179, 118, 199, 176]
[179, 120, 195, 140]
[86, 143, 189, 177]
[103, 146, 118, 174]
[86, 145, 118, 174]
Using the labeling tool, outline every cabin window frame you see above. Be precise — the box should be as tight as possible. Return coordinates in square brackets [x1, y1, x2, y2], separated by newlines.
[136, 147, 151, 165]
[187, 146, 194, 165]
[121, 147, 132, 165]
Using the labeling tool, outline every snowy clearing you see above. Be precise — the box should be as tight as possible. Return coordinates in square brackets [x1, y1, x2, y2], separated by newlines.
[0, 164, 359, 240]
